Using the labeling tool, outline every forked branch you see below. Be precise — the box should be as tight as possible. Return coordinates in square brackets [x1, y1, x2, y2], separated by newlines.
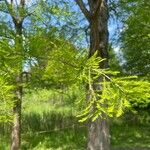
[92, 0, 102, 16]
[75, 0, 91, 20]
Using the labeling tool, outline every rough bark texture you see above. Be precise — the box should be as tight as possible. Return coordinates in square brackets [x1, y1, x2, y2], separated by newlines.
[76, 0, 110, 150]
[87, 117, 109, 150]
[88, 1, 110, 150]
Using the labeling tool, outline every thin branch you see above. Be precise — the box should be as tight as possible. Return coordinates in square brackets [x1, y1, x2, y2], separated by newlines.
[0, 9, 9, 14]
[23, 10, 35, 18]
[75, 0, 91, 21]
[35, 55, 80, 69]
[4, 0, 14, 17]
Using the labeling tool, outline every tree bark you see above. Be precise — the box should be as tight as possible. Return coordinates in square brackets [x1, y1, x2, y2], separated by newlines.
[11, 76, 22, 150]
[87, 117, 109, 150]
[10, 19, 23, 150]
[76, 0, 110, 149]
[3, 0, 29, 149]
[88, 1, 110, 150]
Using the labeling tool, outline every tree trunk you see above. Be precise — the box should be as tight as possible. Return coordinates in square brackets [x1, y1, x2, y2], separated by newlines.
[3, 1, 27, 149]
[87, 0, 110, 150]
[87, 117, 109, 150]
[10, 20, 23, 150]
[76, 0, 110, 148]
[11, 77, 22, 150]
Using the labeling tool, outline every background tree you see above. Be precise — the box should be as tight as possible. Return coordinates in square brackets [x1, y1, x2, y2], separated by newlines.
[109, 0, 150, 110]
[119, 0, 150, 77]
[0, 1, 84, 149]
[0, 0, 39, 149]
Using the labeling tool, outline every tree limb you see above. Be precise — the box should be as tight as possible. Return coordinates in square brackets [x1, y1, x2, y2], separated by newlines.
[92, 0, 102, 17]
[75, 0, 91, 20]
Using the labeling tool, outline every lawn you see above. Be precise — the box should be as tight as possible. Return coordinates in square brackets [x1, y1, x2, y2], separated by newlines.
[1, 124, 150, 150]
[0, 90, 149, 150]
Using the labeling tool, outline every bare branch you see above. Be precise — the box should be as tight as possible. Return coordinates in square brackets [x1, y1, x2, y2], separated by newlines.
[75, 0, 91, 20]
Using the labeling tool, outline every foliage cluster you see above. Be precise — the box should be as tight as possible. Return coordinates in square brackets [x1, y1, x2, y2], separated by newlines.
[0, 76, 14, 122]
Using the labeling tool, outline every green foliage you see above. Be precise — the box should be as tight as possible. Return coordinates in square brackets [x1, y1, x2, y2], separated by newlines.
[43, 40, 86, 87]
[27, 30, 86, 88]
[109, 45, 122, 72]
[75, 53, 150, 122]
[113, 78, 150, 109]
[119, 0, 150, 76]
[0, 76, 14, 122]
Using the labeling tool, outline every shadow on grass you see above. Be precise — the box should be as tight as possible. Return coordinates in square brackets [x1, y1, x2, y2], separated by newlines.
[1, 111, 150, 150]
[111, 124, 150, 150]
[21, 111, 87, 149]
[22, 127, 87, 150]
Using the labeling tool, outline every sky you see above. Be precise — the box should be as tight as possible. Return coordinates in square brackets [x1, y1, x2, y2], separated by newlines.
[0, 0, 124, 70]
[0, 0, 121, 49]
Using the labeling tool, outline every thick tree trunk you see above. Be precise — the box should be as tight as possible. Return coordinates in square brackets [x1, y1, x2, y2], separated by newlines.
[87, 0, 110, 150]
[87, 117, 109, 150]
[76, 0, 110, 148]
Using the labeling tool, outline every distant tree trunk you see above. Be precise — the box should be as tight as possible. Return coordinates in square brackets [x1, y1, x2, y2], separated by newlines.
[10, 17, 23, 150]
[3, 0, 30, 149]
[76, 0, 110, 149]
[11, 76, 22, 150]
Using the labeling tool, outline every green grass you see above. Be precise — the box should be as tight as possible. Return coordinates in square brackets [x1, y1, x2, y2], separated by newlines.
[111, 124, 150, 150]
[21, 127, 86, 150]
[0, 89, 150, 150]
[0, 135, 10, 150]
[1, 124, 150, 150]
